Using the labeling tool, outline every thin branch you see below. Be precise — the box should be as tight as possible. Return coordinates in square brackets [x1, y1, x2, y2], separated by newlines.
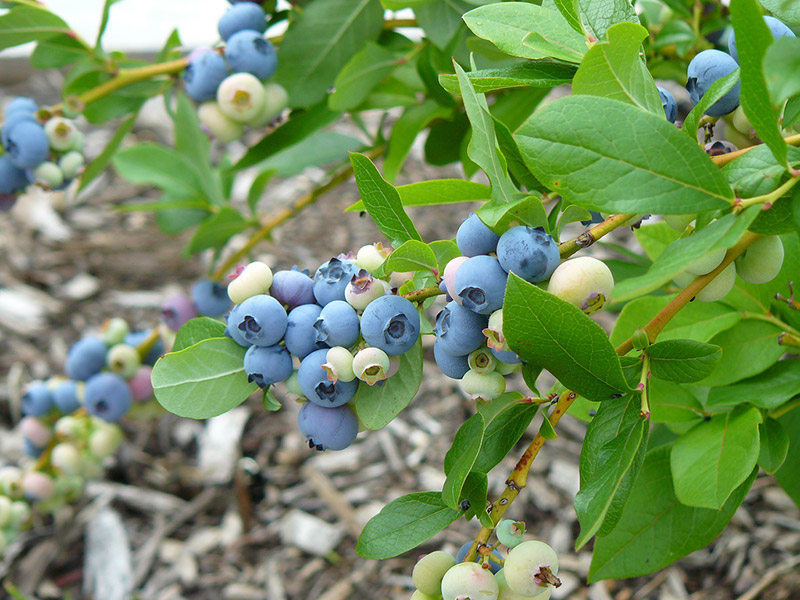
[559, 213, 637, 258]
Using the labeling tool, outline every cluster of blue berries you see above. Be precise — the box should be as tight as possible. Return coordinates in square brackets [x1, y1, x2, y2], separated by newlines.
[161, 278, 233, 332]
[0, 97, 85, 210]
[220, 244, 422, 452]
[183, 1, 288, 143]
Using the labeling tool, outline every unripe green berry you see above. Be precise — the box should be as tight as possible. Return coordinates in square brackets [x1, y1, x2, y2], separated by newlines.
[228, 261, 273, 304]
[412, 550, 456, 596]
[731, 105, 752, 135]
[58, 150, 85, 178]
[547, 256, 614, 315]
[495, 361, 521, 376]
[503, 540, 559, 597]
[663, 214, 695, 232]
[106, 343, 141, 379]
[735, 236, 784, 284]
[246, 82, 289, 127]
[468, 347, 496, 374]
[285, 370, 303, 397]
[10, 500, 31, 526]
[686, 248, 726, 276]
[441, 562, 499, 600]
[496, 519, 525, 548]
[0, 496, 12, 527]
[352, 347, 391, 385]
[0, 467, 24, 499]
[198, 101, 244, 143]
[217, 73, 267, 123]
[322, 346, 356, 383]
[355, 243, 391, 273]
[32, 161, 64, 187]
[55, 414, 84, 438]
[410, 591, 439, 600]
[89, 424, 124, 459]
[102, 317, 130, 346]
[51, 442, 83, 475]
[44, 117, 80, 152]
[459, 370, 506, 402]
[495, 570, 546, 600]
[674, 261, 736, 302]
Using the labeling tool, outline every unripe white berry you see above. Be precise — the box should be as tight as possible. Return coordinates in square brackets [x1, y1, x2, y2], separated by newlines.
[246, 82, 289, 127]
[50, 442, 83, 475]
[217, 73, 267, 123]
[0, 496, 12, 528]
[352, 347, 391, 385]
[198, 101, 243, 143]
[412, 550, 457, 596]
[440, 562, 499, 600]
[345, 269, 389, 310]
[44, 117, 80, 152]
[547, 256, 614, 315]
[355, 243, 392, 273]
[59, 150, 85, 179]
[468, 347, 496, 374]
[503, 540, 559, 597]
[228, 261, 273, 304]
[459, 369, 506, 401]
[322, 346, 356, 383]
[106, 343, 141, 379]
[88, 424, 124, 459]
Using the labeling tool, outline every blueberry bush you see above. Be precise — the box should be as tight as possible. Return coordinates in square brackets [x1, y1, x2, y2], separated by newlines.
[2, 0, 800, 596]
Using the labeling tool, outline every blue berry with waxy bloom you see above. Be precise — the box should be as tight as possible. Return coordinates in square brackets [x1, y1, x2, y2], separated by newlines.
[191, 279, 231, 316]
[0, 155, 29, 195]
[298, 348, 359, 407]
[314, 300, 360, 348]
[124, 330, 164, 365]
[284, 303, 326, 358]
[1, 110, 36, 150]
[270, 266, 316, 309]
[491, 345, 522, 365]
[162, 294, 198, 332]
[65, 336, 107, 381]
[84, 372, 132, 423]
[183, 50, 230, 103]
[4, 120, 49, 169]
[5, 97, 37, 117]
[243, 344, 293, 388]
[433, 340, 470, 379]
[729, 15, 795, 63]
[234, 294, 288, 346]
[496, 226, 560, 283]
[297, 401, 359, 452]
[686, 49, 740, 117]
[218, 1, 267, 41]
[23, 439, 43, 458]
[454, 255, 508, 315]
[53, 380, 82, 414]
[360, 294, 420, 356]
[226, 304, 253, 347]
[313, 257, 359, 306]
[225, 30, 278, 81]
[705, 140, 738, 156]
[456, 212, 500, 257]
[21, 382, 53, 417]
[657, 86, 678, 123]
[434, 300, 489, 357]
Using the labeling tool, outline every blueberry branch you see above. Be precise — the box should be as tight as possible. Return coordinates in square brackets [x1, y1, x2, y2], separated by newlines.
[710, 133, 800, 168]
[402, 285, 444, 304]
[558, 213, 637, 258]
[734, 174, 800, 213]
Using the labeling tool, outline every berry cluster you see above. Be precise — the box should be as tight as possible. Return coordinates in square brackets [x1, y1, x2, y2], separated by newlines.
[410, 523, 560, 600]
[183, 1, 288, 143]
[220, 245, 421, 452]
[0, 97, 85, 210]
[161, 278, 233, 332]
[435, 214, 614, 401]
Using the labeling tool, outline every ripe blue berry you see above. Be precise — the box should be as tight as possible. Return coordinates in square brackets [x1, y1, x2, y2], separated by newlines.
[225, 30, 277, 81]
[686, 49, 740, 117]
[162, 294, 198, 332]
[184, 50, 230, 103]
[657, 86, 677, 123]
[1, 111, 36, 151]
[244, 344, 293, 388]
[53, 380, 82, 414]
[285, 303, 326, 358]
[496, 226, 560, 283]
[4, 120, 49, 169]
[705, 140, 738, 156]
[233, 294, 288, 346]
[226, 305, 253, 347]
[21, 382, 53, 417]
[313, 258, 359, 306]
[0, 154, 29, 195]
[5, 97, 37, 116]
[270, 266, 316, 309]
[360, 294, 420, 356]
[456, 212, 500, 257]
[314, 300, 360, 348]
[729, 15, 795, 63]
[490, 346, 521, 365]
[84, 372, 132, 422]
[434, 300, 489, 357]
[218, 1, 267, 40]
[191, 279, 231, 316]
[65, 336, 108, 381]
[433, 340, 470, 379]
[124, 330, 164, 366]
[298, 348, 359, 407]
[297, 401, 359, 451]
[454, 255, 508, 315]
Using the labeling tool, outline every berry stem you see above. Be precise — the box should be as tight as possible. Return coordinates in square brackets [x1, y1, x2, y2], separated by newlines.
[778, 331, 800, 348]
[769, 396, 800, 419]
[734, 174, 800, 213]
[739, 311, 800, 338]
[638, 354, 650, 419]
[402, 284, 444, 304]
[558, 213, 636, 258]
[211, 145, 386, 281]
[710, 133, 800, 168]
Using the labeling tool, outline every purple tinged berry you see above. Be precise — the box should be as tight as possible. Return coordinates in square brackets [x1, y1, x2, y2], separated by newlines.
[321, 346, 355, 383]
[218, 1, 267, 41]
[454, 255, 508, 315]
[184, 50, 230, 103]
[352, 347, 390, 385]
[314, 300, 360, 347]
[84, 372, 132, 422]
[21, 382, 53, 417]
[20, 416, 52, 447]
[22, 472, 55, 502]
[657, 86, 678, 123]
[456, 212, 500, 257]
[345, 269, 389, 310]
[270, 266, 316, 309]
[434, 300, 489, 357]
[313, 257, 360, 306]
[433, 340, 470, 379]
[729, 15, 795, 63]
[496, 226, 560, 283]
[298, 348, 359, 407]
[686, 49, 740, 117]
[243, 344, 293, 388]
[297, 402, 359, 451]
[285, 303, 326, 358]
[65, 336, 107, 381]
[162, 294, 198, 332]
[225, 30, 278, 81]
[53, 379, 82, 413]
[191, 279, 232, 316]
[4, 120, 49, 169]
[128, 366, 154, 402]
[360, 294, 420, 356]
[233, 294, 288, 346]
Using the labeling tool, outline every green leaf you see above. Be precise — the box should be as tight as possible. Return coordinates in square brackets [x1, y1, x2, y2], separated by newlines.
[764, 37, 800, 106]
[414, 0, 471, 49]
[112, 143, 204, 198]
[589, 445, 756, 581]
[575, 394, 648, 548]
[384, 100, 453, 183]
[477, 194, 549, 232]
[275, 0, 384, 108]
[463, 3, 587, 62]
[429, 239, 462, 273]
[646, 339, 722, 383]
[784, 94, 800, 128]
[354, 338, 423, 429]
[634, 222, 681, 261]
[262, 388, 282, 412]
[515, 96, 734, 215]
[259, 131, 364, 176]
[356, 491, 461, 559]
[723, 145, 800, 198]
[79, 111, 138, 192]
[749, 194, 798, 235]
[154, 193, 210, 235]
[578, 0, 639, 41]
[670, 406, 762, 509]
[504, 274, 631, 402]
[454, 62, 518, 204]
[460, 472, 491, 527]
[382, 240, 439, 275]
[96, 0, 123, 48]
[30, 34, 88, 68]
[173, 93, 222, 206]
[731, 0, 787, 167]
[700, 319, 785, 387]
[758, 417, 789, 474]
[572, 22, 663, 115]
[706, 359, 800, 410]
[0, 5, 71, 51]
[682, 68, 740, 136]
[539, 414, 558, 440]
[758, 0, 800, 24]
[172, 318, 226, 352]
[346, 179, 491, 212]
[381, 0, 435, 9]
[473, 397, 539, 473]
[648, 378, 705, 423]
[774, 405, 800, 508]
[438, 61, 577, 94]
[350, 153, 422, 247]
[233, 100, 341, 170]
[247, 169, 276, 215]
[329, 42, 400, 111]
[553, 0, 584, 34]
[442, 414, 485, 508]
[185, 207, 251, 255]
[152, 337, 258, 419]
